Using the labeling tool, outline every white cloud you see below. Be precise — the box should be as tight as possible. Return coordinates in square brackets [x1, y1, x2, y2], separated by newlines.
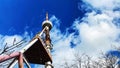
[49, 0, 120, 67]
[2, 35, 23, 46]
[74, 0, 120, 57]
[73, 12, 120, 57]
[50, 16, 76, 67]
[82, 0, 120, 10]
[0, 31, 31, 54]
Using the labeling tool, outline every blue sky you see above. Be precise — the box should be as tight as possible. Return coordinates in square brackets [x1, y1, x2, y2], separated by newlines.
[0, 0, 82, 35]
[0, 0, 120, 68]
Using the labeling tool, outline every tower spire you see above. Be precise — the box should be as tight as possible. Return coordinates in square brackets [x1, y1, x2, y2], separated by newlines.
[42, 12, 53, 30]
[46, 12, 48, 20]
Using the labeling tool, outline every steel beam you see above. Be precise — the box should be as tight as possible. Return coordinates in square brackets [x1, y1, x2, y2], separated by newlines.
[0, 52, 20, 63]
[18, 53, 23, 68]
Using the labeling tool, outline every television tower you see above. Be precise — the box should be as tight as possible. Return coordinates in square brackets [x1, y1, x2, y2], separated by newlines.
[0, 13, 53, 68]
[42, 12, 53, 68]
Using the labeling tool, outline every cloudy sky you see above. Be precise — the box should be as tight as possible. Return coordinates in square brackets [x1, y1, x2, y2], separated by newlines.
[0, 0, 120, 68]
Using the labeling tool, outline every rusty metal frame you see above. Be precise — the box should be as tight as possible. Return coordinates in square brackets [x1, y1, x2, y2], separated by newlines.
[0, 52, 31, 68]
[8, 53, 31, 68]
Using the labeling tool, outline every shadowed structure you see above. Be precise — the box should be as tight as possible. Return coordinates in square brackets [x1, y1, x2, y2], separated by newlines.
[24, 37, 52, 65]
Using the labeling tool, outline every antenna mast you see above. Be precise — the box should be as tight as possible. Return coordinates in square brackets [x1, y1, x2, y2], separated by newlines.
[46, 12, 48, 20]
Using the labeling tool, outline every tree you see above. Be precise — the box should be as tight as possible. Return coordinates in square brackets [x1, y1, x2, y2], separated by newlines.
[0, 38, 27, 67]
[61, 51, 119, 68]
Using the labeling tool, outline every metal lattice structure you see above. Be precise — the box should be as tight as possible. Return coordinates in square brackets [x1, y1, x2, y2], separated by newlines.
[0, 13, 53, 68]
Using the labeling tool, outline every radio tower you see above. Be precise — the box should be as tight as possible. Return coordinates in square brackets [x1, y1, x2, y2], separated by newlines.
[42, 12, 53, 68]
[0, 13, 53, 68]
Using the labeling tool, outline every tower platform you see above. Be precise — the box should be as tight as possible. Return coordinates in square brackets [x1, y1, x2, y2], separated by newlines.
[24, 38, 52, 65]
